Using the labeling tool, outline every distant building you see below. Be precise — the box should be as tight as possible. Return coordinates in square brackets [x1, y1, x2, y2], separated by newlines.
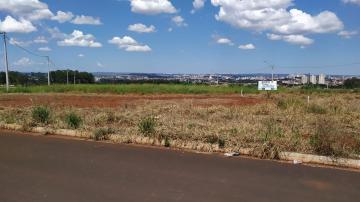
[318, 74, 326, 85]
[310, 75, 317, 84]
[301, 75, 309, 84]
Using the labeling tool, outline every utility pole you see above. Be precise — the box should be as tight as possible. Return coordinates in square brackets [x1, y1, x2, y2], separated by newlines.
[264, 60, 275, 81]
[1, 32, 9, 92]
[66, 69, 69, 85]
[73, 70, 76, 85]
[46, 56, 50, 86]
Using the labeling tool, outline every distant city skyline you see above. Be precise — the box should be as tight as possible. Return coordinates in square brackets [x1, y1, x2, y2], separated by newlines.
[0, 0, 359, 75]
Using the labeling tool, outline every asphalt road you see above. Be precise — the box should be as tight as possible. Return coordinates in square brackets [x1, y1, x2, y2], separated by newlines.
[0, 131, 360, 202]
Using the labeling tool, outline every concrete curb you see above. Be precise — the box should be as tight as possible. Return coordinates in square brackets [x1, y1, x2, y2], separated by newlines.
[279, 152, 360, 169]
[1, 123, 359, 169]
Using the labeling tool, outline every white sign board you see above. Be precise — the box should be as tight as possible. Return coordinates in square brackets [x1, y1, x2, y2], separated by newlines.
[258, 81, 278, 91]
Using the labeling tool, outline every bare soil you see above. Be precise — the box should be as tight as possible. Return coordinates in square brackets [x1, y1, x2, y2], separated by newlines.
[0, 94, 265, 108]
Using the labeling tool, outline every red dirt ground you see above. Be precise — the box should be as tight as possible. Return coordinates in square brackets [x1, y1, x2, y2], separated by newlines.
[0, 94, 265, 108]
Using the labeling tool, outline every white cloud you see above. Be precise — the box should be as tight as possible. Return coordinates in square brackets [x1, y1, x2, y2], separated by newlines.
[128, 23, 156, 33]
[130, 0, 177, 15]
[211, 0, 343, 35]
[0, 0, 53, 21]
[78, 54, 85, 57]
[192, 0, 206, 13]
[58, 30, 102, 48]
[52, 11, 74, 23]
[9, 38, 32, 46]
[338, 30, 358, 39]
[33, 36, 48, 44]
[108, 36, 152, 52]
[172, 16, 188, 27]
[71, 15, 102, 25]
[216, 37, 233, 46]
[13, 57, 32, 66]
[0, 16, 36, 33]
[193, 0, 206, 9]
[239, 43, 256, 50]
[342, 0, 360, 5]
[38, 47, 51, 52]
[267, 33, 314, 45]
[48, 27, 67, 39]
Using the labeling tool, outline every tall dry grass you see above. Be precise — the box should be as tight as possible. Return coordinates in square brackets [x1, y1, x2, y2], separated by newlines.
[1, 93, 360, 159]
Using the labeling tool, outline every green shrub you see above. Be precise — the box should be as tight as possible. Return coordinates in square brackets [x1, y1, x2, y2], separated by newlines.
[92, 128, 114, 141]
[138, 116, 156, 136]
[65, 112, 82, 129]
[32, 106, 50, 124]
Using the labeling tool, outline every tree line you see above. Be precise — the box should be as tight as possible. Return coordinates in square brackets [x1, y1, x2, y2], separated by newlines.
[0, 70, 94, 86]
[344, 77, 360, 89]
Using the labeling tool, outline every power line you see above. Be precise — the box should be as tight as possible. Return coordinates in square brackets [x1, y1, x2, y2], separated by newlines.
[5, 35, 58, 86]
[5, 35, 48, 59]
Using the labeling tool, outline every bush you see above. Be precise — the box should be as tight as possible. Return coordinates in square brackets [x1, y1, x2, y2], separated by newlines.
[32, 106, 50, 124]
[138, 116, 156, 136]
[65, 112, 82, 129]
[92, 128, 113, 141]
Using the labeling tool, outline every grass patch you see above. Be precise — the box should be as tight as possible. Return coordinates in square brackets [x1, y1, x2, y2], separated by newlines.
[32, 106, 50, 124]
[307, 104, 327, 114]
[65, 112, 82, 129]
[0, 84, 260, 95]
[1, 91, 360, 159]
[138, 116, 157, 136]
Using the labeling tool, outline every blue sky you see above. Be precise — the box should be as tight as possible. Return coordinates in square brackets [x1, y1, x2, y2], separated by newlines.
[0, 0, 359, 74]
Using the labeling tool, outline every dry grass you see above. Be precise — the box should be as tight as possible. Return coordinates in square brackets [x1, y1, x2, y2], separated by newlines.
[1, 93, 360, 159]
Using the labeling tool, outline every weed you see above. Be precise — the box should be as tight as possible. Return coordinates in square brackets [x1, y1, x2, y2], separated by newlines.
[2, 112, 16, 124]
[138, 116, 156, 136]
[277, 98, 303, 110]
[205, 134, 225, 148]
[261, 118, 283, 142]
[164, 136, 171, 147]
[32, 106, 50, 124]
[309, 118, 340, 156]
[65, 112, 82, 129]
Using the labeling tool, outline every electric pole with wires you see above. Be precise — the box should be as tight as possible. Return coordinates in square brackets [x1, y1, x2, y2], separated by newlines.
[1, 32, 10, 92]
[46, 56, 51, 86]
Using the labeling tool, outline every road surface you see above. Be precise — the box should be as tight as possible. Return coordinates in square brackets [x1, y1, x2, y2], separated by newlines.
[0, 130, 359, 202]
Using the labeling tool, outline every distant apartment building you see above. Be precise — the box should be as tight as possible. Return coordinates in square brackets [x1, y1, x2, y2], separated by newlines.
[310, 75, 317, 84]
[301, 75, 309, 84]
[318, 74, 326, 85]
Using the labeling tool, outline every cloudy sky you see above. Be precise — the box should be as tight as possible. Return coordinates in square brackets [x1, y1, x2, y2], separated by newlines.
[0, 0, 359, 74]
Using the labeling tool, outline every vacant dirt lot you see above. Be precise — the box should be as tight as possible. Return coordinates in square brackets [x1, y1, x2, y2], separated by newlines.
[0, 94, 265, 108]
